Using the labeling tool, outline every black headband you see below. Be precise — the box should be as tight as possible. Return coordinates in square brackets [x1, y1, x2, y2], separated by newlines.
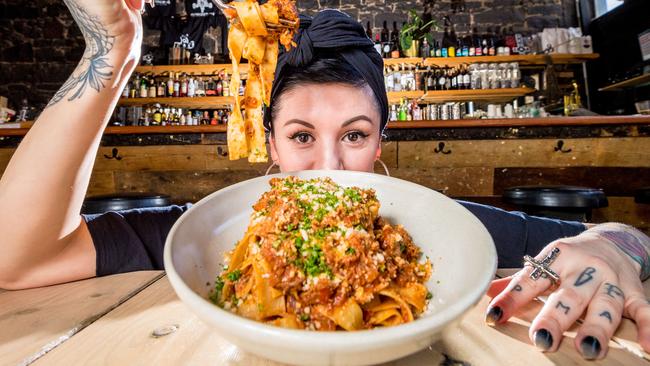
[262, 9, 388, 132]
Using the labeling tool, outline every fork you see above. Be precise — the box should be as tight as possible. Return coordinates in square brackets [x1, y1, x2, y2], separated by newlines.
[210, 0, 298, 31]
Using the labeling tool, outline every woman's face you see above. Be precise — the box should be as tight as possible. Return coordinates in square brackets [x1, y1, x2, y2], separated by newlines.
[269, 83, 382, 173]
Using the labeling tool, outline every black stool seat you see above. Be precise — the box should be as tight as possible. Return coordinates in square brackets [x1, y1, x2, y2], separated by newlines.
[636, 188, 650, 204]
[82, 193, 171, 215]
[503, 186, 608, 222]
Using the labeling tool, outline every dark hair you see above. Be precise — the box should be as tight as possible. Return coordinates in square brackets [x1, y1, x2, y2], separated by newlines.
[267, 56, 382, 132]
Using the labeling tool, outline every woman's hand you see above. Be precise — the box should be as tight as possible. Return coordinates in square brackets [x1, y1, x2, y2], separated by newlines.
[485, 223, 650, 360]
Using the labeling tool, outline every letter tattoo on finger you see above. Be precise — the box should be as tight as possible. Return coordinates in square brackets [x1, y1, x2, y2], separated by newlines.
[511, 284, 523, 292]
[604, 283, 624, 299]
[556, 301, 571, 315]
[574, 267, 597, 287]
[599, 310, 613, 323]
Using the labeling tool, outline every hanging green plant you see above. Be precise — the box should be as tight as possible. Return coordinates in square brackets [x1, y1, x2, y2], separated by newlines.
[400, 9, 438, 51]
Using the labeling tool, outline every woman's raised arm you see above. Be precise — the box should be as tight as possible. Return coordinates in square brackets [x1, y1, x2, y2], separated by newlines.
[0, 0, 145, 289]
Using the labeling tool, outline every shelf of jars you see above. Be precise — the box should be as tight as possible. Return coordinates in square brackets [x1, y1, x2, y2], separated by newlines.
[387, 88, 535, 104]
[117, 96, 235, 109]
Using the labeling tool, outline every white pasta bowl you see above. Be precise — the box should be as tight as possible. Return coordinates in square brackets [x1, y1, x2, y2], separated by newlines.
[164, 170, 497, 366]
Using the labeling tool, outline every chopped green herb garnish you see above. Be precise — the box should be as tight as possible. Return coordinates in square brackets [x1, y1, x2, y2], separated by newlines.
[399, 241, 406, 253]
[226, 270, 242, 282]
[299, 313, 310, 321]
[344, 187, 361, 202]
[209, 277, 225, 306]
[426, 291, 433, 300]
[346, 247, 356, 255]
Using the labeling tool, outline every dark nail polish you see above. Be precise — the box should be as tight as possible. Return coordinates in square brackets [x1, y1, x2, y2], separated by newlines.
[485, 306, 503, 325]
[534, 329, 553, 351]
[580, 336, 601, 360]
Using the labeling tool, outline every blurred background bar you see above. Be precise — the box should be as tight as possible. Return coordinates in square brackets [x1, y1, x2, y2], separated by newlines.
[0, 0, 648, 232]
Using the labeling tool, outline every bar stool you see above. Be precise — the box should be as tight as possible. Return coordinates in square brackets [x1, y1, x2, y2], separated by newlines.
[502, 186, 609, 222]
[82, 193, 171, 215]
[635, 187, 650, 204]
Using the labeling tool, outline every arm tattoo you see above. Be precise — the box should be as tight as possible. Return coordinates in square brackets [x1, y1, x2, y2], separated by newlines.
[599, 310, 613, 323]
[46, 0, 115, 108]
[587, 224, 650, 281]
[574, 267, 596, 287]
[556, 301, 571, 315]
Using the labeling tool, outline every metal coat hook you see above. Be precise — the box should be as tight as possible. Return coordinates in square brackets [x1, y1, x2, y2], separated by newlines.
[554, 140, 572, 153]
[434, 142, 452, 155]
[103, 148, 123, 160]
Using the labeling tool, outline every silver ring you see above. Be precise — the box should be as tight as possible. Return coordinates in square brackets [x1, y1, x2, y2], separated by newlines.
[523, 247, 561, 285]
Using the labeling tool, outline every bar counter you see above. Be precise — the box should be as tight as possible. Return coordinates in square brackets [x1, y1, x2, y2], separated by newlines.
[1, 115, 649, 232]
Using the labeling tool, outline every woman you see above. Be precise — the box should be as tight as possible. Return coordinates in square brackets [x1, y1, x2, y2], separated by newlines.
[0, 0, 649, 361]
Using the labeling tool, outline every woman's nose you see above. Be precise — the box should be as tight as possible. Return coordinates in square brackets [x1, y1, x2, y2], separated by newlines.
[316, 143, 344, 170]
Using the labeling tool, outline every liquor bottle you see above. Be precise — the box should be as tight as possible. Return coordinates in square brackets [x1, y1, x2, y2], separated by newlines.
[140, 76, 148, 98]
[381, 21, 390, 58]
[161, 108, 168, 125]
[201, 111, 210, 125]
[180, 112, 186, 125]
[390, 21, 400, 58]
[488, 36, 496, 56]
[206, 78, 216, 96]
[152, 104, 162, 125]
[366, 21, 372, 39]
[393, 65, 402, 92]
[449, 24, 458, 57]
[187, 75, 196, 97]
[374, 34, 382, 55]
[157, 81, 166, 98]
[390, 105, 398, 121]
[450, 67, 458, 90]
[461, 35, 470, 57]
[438, 68, 447, 90]
[167, 73, 175, 97]
[222, 73, 230, 97]
[221, 110, 229, 124]
[180, 73, 188, 97]
[441, 26, 450, 57]
[430, 39, 437, 57]
[425, 66, 435, 92]
[505, 26, 517, 54]
[173, 74, 180, 97]
[148, 78, 157, 98]
[122, 80, 130, 98]
[211, 111, 219, 125]
[463, 65, 472, 89]
[384, 66, 394, 92]
[473, 28, 482, 56]
[196, 76, 206, 97]
[412, 101, 422, 121]
[414, 64, 422, 91]
[398, 98, 407, 121]
[420, 38, 431, 59]
[216, 76, 224, 96]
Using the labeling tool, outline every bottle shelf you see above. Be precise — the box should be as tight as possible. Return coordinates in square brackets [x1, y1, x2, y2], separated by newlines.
[117, 96, 235, 109]
[387, 87, 535, 104]
[135, 64, 248, 75]
[384, 54, 599, 67]
[132, 54, 599, 76]
[598, 73, 650, 92]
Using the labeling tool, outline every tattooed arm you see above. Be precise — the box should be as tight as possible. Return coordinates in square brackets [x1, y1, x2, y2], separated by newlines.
[582, 223, 650, 281]
[0, 0, 145, 289]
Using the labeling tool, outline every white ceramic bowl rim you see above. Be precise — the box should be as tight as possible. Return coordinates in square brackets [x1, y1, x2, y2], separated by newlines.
[164, 170, 497, 349]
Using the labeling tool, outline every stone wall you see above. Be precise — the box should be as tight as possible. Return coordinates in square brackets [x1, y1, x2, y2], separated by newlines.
[0, 0, 577, 111]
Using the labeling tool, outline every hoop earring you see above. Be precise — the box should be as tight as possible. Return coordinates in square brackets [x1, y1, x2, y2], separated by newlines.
[265, 161, 279, 176]
[377, 159, 390, 176]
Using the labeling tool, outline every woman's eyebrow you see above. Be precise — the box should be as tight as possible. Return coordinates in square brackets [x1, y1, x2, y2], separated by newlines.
[284, 119, 315, 129]
[341, 115, 373, 128]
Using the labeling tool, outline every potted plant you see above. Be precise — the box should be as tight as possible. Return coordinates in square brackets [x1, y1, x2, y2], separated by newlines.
[400, 9, 438, 57]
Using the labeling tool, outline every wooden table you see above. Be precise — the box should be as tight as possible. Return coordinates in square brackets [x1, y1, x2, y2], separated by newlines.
[2, 270, 649, 366]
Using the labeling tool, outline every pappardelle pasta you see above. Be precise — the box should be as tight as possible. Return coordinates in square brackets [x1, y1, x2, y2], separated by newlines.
[210, 177, 433, 331]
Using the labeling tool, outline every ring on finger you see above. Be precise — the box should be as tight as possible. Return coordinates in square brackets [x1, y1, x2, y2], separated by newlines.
[523, 247, 561, 288]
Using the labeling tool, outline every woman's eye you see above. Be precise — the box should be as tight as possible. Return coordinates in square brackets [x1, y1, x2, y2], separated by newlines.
[290, 132, 314, 144]
[343, 131, 368, 143]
